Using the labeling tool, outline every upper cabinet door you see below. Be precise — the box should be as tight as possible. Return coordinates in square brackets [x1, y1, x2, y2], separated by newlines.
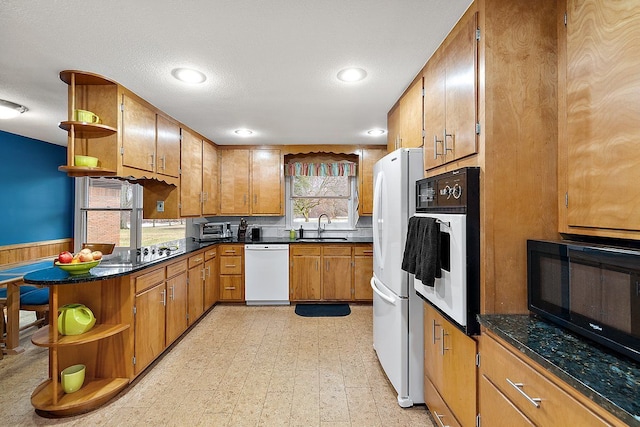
[251, 149, 282, 215]
[387, 105, 401, 152]
[220, 149, 250, 215]
[180, 129, 203, 217]
[121, 94, 156, 173]
[423, 49, 446, 170]
[565, 0, 640, 232]
[399, 78, 424, 148]
[445, 11, 478, 162]
[359, 147, 387, 216]
[155, 115, 180, 179]
[202, 141, 218, 216]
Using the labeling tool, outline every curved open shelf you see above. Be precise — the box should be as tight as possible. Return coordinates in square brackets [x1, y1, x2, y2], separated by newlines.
[58, 121, 117, 139]
[31, 378, 129, 416]
[31, 323, 130, 348]
[58, 165, 117, 177]
[59, 70, 117, 86]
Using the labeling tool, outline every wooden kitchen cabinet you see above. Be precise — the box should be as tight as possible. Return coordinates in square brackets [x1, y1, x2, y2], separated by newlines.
[353, 244, 373, 300]
[204, 247, 219, 310]
[424, 302, 476, 427]
[387, 78, 423, 151]
[187, 252, 205, 325]
[202, 140, 219, 216]
[478, 331, 626, 427]
[134, 268, 166, 375]
[558, 0, 640, 238]
[358, 148, 387, 216]
[251, 149, 282, 215]
[180, 129, 204, 217]
[165, 260, 188, 345]
[218, 244, 244, 301]
[423, 9, 478, 170]
[290, 245, 322, 301]
[121, 94, 156, 173]
[155, 114, 181, 179]
[321, 246, 353, 301]
[219, 148, 283, 216]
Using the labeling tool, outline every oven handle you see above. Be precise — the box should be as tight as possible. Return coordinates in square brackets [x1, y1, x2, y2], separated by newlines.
[370, 277, 396, 304]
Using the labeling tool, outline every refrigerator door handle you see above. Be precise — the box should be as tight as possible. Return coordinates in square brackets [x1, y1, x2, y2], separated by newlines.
[371, 277, 396, 304]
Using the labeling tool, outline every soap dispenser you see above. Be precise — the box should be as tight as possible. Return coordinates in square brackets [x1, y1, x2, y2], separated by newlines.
[299, 225, 304, 238]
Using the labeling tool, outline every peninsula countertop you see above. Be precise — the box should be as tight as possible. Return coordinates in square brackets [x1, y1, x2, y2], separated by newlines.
[23, 236, 373, 285]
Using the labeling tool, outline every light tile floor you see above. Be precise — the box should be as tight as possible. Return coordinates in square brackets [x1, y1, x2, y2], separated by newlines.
[1, 305, 433, 426]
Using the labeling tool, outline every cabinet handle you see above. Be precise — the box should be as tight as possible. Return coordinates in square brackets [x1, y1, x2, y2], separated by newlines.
[201, 268, 205, 282]
[506, 378, 542, 408]
[161, 289, 166, 306]
[160, 155, 166, 171]
[326, 260, 329, 271]
[362, 250, 373, 255]
[225, 250, 236, 254]
[243, 194, 247, 206]
[254, 194, 257, 205]
[225, 264, 236, 268]
[224, 286, 236, 290]
[434, 135, 443, 159]
[202, 192, 208, 203]
[432, 320, 441, 344]
[440, 329, 450, 355]
[443, 129, 453, 154]
[315, 260, 319, 270]
[170, 285, 175, 301]
[433, 412, 450, 427]
[206, 266, 211, 278]
[150, 152, 155, 169]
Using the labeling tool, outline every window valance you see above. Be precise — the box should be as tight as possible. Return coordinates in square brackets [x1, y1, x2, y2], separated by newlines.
[285, 161, 356, 177]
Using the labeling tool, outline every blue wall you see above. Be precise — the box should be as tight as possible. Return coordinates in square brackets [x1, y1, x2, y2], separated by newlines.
[0, 130, 74, 245]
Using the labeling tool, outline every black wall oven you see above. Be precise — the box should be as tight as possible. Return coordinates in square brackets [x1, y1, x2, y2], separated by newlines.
[528, 239, 640, 363]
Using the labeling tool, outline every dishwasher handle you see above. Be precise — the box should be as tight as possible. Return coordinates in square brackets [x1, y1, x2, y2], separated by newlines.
[244, 244, 289, 251]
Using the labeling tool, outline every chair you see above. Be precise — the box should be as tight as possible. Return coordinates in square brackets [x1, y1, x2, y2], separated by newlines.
[0, 285, 49, 355]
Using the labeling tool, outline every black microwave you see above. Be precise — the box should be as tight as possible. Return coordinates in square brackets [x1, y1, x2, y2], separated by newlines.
[528, 239, 640, 363]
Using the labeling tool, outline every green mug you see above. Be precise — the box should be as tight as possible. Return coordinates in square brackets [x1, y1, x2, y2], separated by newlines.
[74, 109, 101, 124]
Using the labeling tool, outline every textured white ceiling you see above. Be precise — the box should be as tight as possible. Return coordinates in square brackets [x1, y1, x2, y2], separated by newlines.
[0, 0, 472, 147]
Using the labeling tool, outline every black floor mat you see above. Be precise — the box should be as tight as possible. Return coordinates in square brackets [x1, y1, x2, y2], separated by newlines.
[294, 303, 351, 317]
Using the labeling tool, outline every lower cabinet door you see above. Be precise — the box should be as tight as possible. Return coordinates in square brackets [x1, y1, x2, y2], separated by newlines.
[220, 275, 243, 301]
[166, 271, 188, 345]
[134, 282, 166, 375]
[479, 374, 535, 427]
[204, 257, 219, 309]
[188, 265, 204, 325]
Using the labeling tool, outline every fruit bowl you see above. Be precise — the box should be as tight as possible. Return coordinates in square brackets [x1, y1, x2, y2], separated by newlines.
[55, 260, 101, 275]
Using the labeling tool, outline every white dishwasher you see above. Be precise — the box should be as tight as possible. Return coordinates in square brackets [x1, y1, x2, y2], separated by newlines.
[244, 244, 290, 305]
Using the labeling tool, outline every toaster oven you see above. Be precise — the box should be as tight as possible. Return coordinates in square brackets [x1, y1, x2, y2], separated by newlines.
[199, 222, 226, 241]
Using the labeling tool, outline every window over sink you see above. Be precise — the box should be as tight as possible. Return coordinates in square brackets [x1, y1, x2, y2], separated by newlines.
[75, 177, 185, 251]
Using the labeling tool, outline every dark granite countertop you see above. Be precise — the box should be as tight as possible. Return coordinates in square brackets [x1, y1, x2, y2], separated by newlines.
[23, 236, 372, 285]
[479, 314, 640, 426]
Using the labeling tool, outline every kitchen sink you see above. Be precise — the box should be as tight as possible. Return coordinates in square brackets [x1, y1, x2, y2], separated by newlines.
[295, 237, 349, 242]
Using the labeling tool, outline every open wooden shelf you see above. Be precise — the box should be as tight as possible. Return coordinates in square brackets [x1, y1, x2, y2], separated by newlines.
[57, 165, 117, 177]
[59, 70, 117, 86]
[31, 378, 129, 416]
[31, 324, 130, 348]
[58, 121, 117, 139]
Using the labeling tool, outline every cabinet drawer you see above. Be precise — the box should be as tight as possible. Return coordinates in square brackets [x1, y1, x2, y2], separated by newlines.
[220, 256, 242, 274]
[204, 248, 217, 261]
[480, 333, 613, 427]
[219, 275, 243, 300]
[353, 245, 373, 256]
[323, 246, 352, 256]
[135, 267, 166, 294]
[188, 253, 204, 269]
[166, 259, 187, 278]
[479, 374, 535, 427]
[290, 245, 321, 256]
[220, 245, 243, 256]
[424, 375, 462, 427]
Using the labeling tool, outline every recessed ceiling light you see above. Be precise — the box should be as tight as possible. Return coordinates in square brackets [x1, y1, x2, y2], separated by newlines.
[234, 129, 254, 137]
[0, 99, 28, 119]
[337, 68, 367, 82]
[367, 129, 386, 136]
[171, 68, 207, 84]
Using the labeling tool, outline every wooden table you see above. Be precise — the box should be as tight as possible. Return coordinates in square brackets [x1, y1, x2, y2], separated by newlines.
[1, 260, 53, 354]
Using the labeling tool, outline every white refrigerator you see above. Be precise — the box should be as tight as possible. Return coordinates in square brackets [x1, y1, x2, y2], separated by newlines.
[371, 147, 424, 407]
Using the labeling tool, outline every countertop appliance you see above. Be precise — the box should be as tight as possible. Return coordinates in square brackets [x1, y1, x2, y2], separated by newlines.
[199, 222, 226, 241]
[413, 167, 480, 335]
[528, 239, 640, 363]
[244, 244, 290, 305]
[371, 147, 424, 407]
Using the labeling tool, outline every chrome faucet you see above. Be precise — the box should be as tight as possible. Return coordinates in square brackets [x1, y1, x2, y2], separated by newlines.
[317, 213, 331, 236]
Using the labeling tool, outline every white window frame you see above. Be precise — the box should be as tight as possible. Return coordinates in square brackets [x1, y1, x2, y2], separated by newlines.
[285, 175, 358, 231]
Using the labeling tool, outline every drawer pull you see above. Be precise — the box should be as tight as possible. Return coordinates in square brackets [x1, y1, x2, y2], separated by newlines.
[224, 287, 236, 290]
[433, 412, 450, 427]
[432, 319, 441, 344]
[225, 264, 236, 268]
[441, 329, 450, 355]
[506, 378, 541, 408]
[225, 250, 236, 254]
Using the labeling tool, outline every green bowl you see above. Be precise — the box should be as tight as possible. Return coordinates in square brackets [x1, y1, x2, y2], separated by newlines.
[74, 155, 98, 167]
[55, 260, 101, 275]
[61, 364, 86, 393]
